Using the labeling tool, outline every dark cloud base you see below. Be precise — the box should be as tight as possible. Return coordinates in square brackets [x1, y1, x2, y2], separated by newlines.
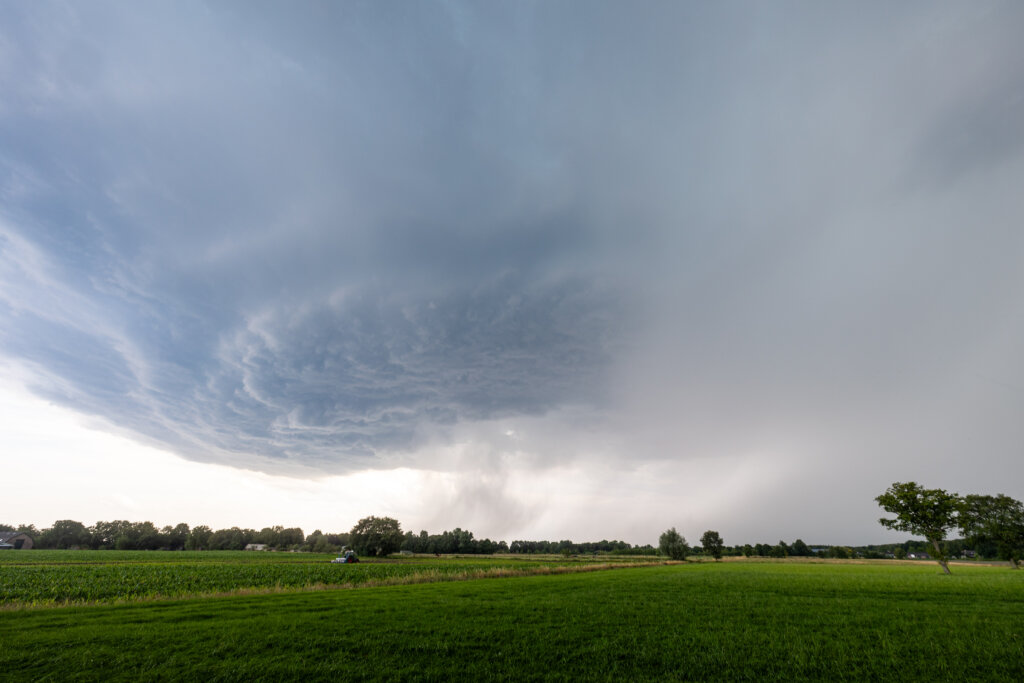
[4, 257, 623, 472]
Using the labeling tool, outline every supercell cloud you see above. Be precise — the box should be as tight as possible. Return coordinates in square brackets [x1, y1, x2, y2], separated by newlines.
[2, 2, 1024, 539]
[0, 2, 634, 472]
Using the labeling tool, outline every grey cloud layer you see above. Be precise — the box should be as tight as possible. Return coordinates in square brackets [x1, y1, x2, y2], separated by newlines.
[2, 0, 1024, 522]
[0, 2, 636, 472]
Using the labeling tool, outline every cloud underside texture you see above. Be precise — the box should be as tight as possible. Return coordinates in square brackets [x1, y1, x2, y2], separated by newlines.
[2, 2, 1024, 484]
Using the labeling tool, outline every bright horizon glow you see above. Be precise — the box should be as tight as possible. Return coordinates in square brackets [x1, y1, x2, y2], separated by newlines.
[2, 376, 893, 546]
[0, 376, 436, 534]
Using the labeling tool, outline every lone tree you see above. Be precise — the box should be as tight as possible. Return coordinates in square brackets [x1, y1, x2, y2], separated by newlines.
[349, 516, 403, 557]
[876, 481, 959, 574]
[659, 527, 689, 561]
[959, 494, 1024, 569]
[700, 530, 724, 561]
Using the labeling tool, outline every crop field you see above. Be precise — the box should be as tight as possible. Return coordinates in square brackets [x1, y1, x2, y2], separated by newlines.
[0, 551, 652, 607]
[1, 556, 1022, 681]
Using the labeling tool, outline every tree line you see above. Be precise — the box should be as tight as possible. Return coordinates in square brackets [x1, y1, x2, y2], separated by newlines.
[658, 529, 852, 560]
[0, 515, 984, 561]
[0, 520, 312, 551]
[0, 517, 649, 557]
[656, 531, 999, 562]
[339, 516, 656, 557]
[507, 539, 655, 555]
[12, 486, 1019, 565]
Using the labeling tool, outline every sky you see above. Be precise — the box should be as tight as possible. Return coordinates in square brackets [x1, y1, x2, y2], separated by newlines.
[2, 2, 1023, 546]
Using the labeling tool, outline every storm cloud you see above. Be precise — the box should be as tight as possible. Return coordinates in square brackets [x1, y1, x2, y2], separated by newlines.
[2, 2, 1024, 539]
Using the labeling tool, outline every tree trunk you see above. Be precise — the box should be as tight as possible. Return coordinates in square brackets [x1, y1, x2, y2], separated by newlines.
[930, 538, 951, 575]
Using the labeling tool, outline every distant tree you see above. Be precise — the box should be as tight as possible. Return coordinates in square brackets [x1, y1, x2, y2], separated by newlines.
[162, 523, 190, 550]
[326, 532, 350, 548]
[89, 520, 126, 549]
[409, 529, 428, 550]
[38, 520, 91, 549]
[311, 535, 335, 554]
[876, 481, 960, 574]
[787, 539, 808, 557]
[207, 527, 248, 550]
[349, 516, 403, 556]
[894, 547, 907, 560]
[134, 521, 162, 550]
[187, 525, 213, 550]
[257, 526, 284, 546]
[959, 494, 1024, 569]
[700, 530, 724, 561]
[279, 527, 305, 548]
[658, 527, 689, 561]
[304, 528, 341, 554]
[742, 544, 754, 557]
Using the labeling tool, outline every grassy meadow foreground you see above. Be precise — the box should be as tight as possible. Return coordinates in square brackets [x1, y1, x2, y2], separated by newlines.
[1, 553, 1022, 681]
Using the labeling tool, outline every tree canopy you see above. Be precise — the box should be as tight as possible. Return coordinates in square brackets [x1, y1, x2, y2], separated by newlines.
[659, 527, 689, 561]
[959, 494, 1024, 569]
[349, 516, 404, 557]
[700, 530, 724, 561]
[876, 482, 960, 574]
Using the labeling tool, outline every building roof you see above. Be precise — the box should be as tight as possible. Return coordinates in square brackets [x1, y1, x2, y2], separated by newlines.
[0, 532, 31, 543]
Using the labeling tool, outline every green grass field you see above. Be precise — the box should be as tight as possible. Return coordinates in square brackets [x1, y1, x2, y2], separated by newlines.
[1, 555, 1021, 681]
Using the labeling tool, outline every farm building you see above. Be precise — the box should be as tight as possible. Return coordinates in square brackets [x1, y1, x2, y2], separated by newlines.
[0, 532, 34, 549]
[244, 543, 268, 551]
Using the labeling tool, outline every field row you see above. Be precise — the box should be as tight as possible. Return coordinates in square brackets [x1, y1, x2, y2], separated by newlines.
[0, 552, 654, 606]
